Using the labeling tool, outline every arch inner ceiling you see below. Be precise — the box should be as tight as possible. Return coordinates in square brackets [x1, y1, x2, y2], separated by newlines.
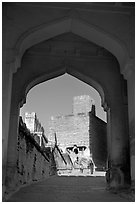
[15, 18, 129, 72]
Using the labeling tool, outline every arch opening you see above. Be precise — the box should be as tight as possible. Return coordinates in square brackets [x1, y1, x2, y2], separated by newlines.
[6, 23, 131, 193]
[23, 68, 107, 111]
[20, 73, 108, 177]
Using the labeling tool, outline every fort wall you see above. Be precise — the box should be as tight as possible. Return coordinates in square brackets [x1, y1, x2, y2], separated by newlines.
[25, 112, 47, 147]
[49, 113, 89, 147]
[7, 117, 56, 196]
[89, 113, 107, 168]
[48, 95, 107, 168]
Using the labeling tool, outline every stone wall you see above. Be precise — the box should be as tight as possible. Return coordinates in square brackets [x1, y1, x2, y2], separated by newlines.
[48, 113, 89, 148]
[15, 118, 56, 188]
[48, 95, 107, 169]
[89, 113, 107, 169]
[48, 95, 94, 148]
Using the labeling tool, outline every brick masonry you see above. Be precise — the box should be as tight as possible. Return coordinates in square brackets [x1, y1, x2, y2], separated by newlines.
[73, 95, 94, 114]
[49, 113, 89, 147]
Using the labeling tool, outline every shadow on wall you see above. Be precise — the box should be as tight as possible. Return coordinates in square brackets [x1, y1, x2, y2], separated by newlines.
[89, 113, 107, 170]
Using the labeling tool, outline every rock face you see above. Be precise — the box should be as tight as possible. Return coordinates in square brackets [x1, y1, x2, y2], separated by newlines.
[48, 95, 107, 169]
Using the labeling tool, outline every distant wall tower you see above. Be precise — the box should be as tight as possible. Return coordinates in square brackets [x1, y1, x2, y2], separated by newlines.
[73, 95, 95, 115]
[25, 112, 36, 132]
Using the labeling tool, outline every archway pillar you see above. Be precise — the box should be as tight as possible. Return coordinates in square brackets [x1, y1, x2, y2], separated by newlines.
[108, 103, 131, 190]
[5, 86, 20, 192]
[106, 107, 111, 170]
[122, 60, 135, 188]
[2, 52, 17, 195]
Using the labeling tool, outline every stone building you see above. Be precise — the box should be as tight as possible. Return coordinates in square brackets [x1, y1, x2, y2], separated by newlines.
[48, 95, 107, 168]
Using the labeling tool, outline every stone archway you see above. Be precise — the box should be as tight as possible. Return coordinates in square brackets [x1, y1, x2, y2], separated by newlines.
[6, 66, 110, 190]
[14, 17, 129, 75]
[5, 19, 131, 192]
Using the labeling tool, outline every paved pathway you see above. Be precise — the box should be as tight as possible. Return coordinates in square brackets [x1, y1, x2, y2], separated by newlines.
[7, 176, 131, 202]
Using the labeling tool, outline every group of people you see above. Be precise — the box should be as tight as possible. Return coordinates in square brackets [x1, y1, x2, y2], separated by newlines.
[70, 145, 95, 174]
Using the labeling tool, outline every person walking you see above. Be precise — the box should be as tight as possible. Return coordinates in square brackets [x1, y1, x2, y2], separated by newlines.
[88, 160, 94, 174]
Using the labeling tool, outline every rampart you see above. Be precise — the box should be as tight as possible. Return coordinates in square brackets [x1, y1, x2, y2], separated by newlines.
[5, 117, 57, 199]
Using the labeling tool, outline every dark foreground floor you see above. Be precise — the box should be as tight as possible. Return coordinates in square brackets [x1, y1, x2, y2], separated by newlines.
[7, 175, 132, 202]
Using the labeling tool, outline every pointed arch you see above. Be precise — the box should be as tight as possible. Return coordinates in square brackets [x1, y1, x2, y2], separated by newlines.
[23, 66, 107, 111]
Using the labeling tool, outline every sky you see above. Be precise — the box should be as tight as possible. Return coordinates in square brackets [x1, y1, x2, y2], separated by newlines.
[20, 74, 106, 134]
